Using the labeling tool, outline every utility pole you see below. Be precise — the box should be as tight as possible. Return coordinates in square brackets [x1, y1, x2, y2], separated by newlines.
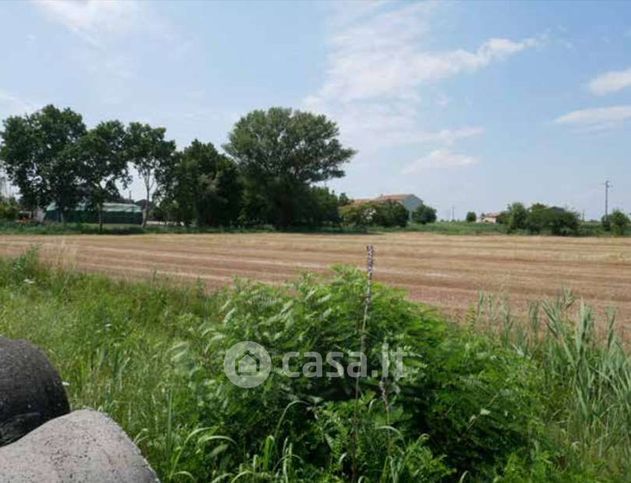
[604, 180, 612, 219]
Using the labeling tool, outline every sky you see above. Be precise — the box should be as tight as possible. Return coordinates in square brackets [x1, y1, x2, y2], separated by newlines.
[1, 0, 630, 220]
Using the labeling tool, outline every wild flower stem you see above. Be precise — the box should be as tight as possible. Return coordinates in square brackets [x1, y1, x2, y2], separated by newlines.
[351, 245, 374, 482]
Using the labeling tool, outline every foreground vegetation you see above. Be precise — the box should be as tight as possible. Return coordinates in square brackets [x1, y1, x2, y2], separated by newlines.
[0, 252, 629, 481]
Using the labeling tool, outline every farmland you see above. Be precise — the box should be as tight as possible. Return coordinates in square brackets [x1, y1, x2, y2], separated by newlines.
[0, 235, 629, 480]
[0, 232, 630, 331]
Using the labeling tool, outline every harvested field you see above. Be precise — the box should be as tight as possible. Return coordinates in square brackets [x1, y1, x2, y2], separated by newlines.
[1, 232, 630, 332]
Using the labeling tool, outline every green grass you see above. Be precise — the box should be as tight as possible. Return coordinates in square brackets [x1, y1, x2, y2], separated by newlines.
[0, 220, 621, 237]
[401, 221, 509, 235]
[0, 251, 628, 481]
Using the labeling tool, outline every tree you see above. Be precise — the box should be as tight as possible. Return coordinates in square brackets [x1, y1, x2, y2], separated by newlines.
[340, 203, 375, 228]
[412, 203, 437, 224]
[126, 123, 176, 227]
[224, 107, 355, 227]
[0, 105, 86, 220]
[507, 202, 528, 232]
[0, 197, 19, 221]
[525, 203, 580, 236]
[296, 187, 342, 227]
[466, 211, 477, 223]
[609, 209, 630, 236]
[71, 121, 130, 232]
[158, 140, 241, 227]
[525, 203, 548, 234]
[546, 207, 580, 236]
[374, 200, 409, 227]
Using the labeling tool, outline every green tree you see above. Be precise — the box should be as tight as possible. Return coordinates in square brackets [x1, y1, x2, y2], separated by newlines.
[545, 207, 580, 236]
[507, 202, 528, 232]
[0, 105, 86, 220]
[412, 203, 437, 224]
[224, 107, 355, 227]
[0, 197, 19, 221]
[374, 200, 409, 227]
[340, 203, 374, 228]
[525, 203, 548, 234]
[158, 140, 241, 227]
[609, 209, 630, 236]
[297, 187, 342, 226]
[126, 123, 176, 227]
[526, 203, 580, 236]
[71, 121, 130, 232]
[466, 211, 477, 223]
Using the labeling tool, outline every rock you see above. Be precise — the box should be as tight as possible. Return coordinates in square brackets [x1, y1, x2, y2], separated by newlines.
[0, 337, 70, 445]
[0, 409, 159, 482]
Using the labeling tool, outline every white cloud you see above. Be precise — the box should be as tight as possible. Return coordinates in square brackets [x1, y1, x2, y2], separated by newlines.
[0, 89, 37, 116]
[304, 2, 538, 153]
[32, 0, 144, 47]
[31, 0, 185, 105]
[402, 149, 478, 173]
[588, 67, 631, 95]
[554, 105, 631, 129]
[312, 2, 539, 103]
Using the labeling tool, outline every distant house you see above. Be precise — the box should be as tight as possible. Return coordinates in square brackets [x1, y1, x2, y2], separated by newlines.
[353, 194, 424, 220]
[480, 212, 502, 224]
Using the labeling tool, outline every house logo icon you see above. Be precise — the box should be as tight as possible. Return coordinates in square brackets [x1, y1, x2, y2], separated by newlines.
[224, 341, 271, 388]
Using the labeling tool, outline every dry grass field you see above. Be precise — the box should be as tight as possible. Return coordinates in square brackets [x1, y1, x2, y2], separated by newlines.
[1, 232, 630, 331]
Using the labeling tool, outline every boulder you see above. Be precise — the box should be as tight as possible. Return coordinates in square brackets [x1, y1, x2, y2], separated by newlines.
[0, 337, 70, 445]
[0, 409, 159, 482]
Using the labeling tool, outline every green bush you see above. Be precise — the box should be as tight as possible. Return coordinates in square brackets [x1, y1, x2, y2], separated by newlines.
[171, 266, 546, 479]
[507, 202, 581, 236]
[341, 200, 408, 228]
[0, 253, 627, 481]
[466, 211, 477, 223]
[609, 209, 630, 236]
[0, 197, 19, 221]
[412, 203, 437, 224]
[507, 202, 528, 232]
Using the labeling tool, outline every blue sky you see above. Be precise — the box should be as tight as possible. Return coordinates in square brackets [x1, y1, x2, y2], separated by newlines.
[1, 1, 630, 220]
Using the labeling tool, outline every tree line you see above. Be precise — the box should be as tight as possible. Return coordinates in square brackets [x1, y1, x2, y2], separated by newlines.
[0, 105, 356, 230]
[498, 201, 630, 236]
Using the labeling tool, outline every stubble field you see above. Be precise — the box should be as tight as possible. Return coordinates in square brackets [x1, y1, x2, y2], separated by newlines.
[1, 232, 630, 332]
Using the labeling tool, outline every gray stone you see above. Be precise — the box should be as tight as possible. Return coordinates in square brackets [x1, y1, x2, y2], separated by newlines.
[0, 409, 160, 482]
[0, 337, 70, 445]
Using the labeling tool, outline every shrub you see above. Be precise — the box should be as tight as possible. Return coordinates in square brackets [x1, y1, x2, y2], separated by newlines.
[341, 200, 408, 228]
[340, 202, 377, 228]
[0, 197, 19, 221]
[412, 203, 437, 224]
[609, 209, 630, 236]
[172, 267, 546, 479]
[373, 200, 409, 227]
[505, 202, 581, 236]
[507, 202, 528, 231]
[526, 205, 579, 236]
[546, 207, 580, 235]
[1, 253, 626, 481]
[466, 211, 477, 223]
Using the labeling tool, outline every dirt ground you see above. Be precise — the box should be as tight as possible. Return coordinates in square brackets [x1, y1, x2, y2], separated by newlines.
[1, 232, 630, 332]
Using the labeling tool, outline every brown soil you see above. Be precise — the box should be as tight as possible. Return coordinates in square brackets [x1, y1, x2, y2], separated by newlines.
[1, 232, 629, 334]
